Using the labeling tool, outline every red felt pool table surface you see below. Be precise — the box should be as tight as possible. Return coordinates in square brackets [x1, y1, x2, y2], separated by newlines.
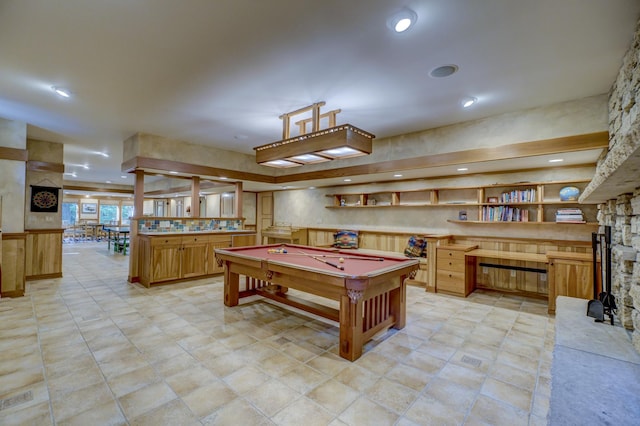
[218, 244, 413, 276]
[215, 243, 419, 361]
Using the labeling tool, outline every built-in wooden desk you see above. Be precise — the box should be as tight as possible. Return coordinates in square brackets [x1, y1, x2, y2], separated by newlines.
[465, 249, 548, 264]
[459, 248, 594, 313]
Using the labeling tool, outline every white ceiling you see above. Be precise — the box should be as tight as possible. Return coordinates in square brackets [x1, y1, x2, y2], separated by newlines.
[1, 1, 639, 192]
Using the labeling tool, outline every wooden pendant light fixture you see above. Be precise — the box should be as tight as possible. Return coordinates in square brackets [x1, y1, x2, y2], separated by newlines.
[254, 102, 375, 168]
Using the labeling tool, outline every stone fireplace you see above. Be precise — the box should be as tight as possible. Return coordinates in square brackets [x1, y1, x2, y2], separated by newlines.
[581, 18, 640, 353]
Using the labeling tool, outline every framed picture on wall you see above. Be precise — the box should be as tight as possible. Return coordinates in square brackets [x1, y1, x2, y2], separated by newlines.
[81, 203, 97, 214]
[30, 185, 60, 213]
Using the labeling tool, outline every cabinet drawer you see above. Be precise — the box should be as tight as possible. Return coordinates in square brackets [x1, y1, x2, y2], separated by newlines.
[182, 235, 207, 244]
[437, 257, 466, 272]
[150, 236, 182, 246]
[437, 249, 466, 261]
[437, 269, 465, 284]
[436, 274, 464, 294]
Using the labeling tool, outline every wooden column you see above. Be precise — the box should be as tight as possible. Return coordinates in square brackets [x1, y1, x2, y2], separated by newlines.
[133, 170, 144, 218]
[128, 170, 144, 283]
[234, 181, 243, 220]
[191, 176, 200, 218]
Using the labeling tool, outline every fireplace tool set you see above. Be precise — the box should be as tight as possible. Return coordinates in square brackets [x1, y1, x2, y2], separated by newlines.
[587, 226, 617, 325]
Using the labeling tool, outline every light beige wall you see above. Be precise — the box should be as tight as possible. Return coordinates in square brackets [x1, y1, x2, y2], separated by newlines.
[25, 139, 63, 230]
[243, 192, 257, 225]
[0, 118, 26, 233]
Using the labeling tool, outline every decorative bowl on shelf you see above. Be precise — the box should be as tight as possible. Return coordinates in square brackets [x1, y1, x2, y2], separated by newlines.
[559, 186, 580, 201]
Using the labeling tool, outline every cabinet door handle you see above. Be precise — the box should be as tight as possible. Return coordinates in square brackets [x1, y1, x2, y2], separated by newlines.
[448, 274, 452, 278]
[448, 252, 452, 256]
[448, 262, 453, 266]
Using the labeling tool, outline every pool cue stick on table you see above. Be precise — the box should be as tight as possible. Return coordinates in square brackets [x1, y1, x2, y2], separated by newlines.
[298, 250, 345, 270]
[274, 252, 384, 261]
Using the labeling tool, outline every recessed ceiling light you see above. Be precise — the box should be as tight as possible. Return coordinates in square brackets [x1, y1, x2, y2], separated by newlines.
[549, 158, 564, 163]
[462, 97, 477, 108]
[394, 174, 403, 177]
[457, 167, 468, 171]
[120, 175, 127, 179]
[169, 171, 178, 174]
[51, 86, 71, 98]
[106, 180, 112, 184]
[387, 8, 417, 33]
[344, 178, 352, 182]
[219, 176, 228, 180]
[429, 65, 459, 78]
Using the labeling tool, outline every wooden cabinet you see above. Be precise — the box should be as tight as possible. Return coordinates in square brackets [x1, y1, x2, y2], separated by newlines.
[206, 235, 232, 275]
[262, 225, 307, 245]
[149, 236, 183, 283]
[138, 232, 254, 287]
[546, 251, 594, 314]
[1, 233, 26, 297]
[143, 235, 211, 285]
[436, 244, 477, 297]
[181, 235, 209, 279]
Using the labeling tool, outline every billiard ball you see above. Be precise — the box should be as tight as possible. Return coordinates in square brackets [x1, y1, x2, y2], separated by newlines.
[339, 257, 345, 263]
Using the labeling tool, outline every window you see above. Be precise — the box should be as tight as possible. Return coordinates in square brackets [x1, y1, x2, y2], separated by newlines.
[154, 200, 165, 217]
[121, 205, 134, 225]
[62, 202, 78, 225]
[100, 204, 119, 225]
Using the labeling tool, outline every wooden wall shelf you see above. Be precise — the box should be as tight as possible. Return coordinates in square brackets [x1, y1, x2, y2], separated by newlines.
[326, 179, 598, 224]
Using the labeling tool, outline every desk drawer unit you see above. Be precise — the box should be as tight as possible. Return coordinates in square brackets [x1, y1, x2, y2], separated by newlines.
[436, 244, 477, 297]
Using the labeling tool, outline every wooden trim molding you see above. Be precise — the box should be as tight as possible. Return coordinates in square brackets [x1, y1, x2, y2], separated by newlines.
[0, 147, 28, 162]
[63, 185, 134, 194]
[26, 229, 64, 234]
[27, 160, 65, 173]
[2, 232, 27, 239]
[276, 131, 609, 183]
[122, 156, 276, 183]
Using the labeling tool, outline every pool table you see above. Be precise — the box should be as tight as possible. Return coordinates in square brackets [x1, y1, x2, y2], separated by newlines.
[214, 243, 419, 361]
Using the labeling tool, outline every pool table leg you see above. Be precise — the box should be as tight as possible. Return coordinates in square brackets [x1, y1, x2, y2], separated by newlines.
[339, 294, 364, 361]
[389, 275, 407, 330]
[224, 268, 239, 307]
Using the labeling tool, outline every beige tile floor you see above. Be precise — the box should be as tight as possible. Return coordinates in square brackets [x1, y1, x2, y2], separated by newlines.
[0, 242, 554, 425]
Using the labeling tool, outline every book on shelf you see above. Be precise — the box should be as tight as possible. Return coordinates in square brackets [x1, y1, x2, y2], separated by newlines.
[482, 206, 530, 222]
[499, 188, 536, 203]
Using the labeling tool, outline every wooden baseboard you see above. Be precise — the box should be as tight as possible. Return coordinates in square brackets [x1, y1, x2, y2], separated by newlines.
[26, 272, 62, 281]
[1, 290, 25, 298]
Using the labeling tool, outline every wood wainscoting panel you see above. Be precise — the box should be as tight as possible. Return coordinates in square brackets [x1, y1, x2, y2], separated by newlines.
[26, 229, 63, 280]
[1, 233, 26, 297]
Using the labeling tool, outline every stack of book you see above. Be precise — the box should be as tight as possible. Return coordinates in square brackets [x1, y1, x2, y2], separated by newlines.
[555, 208, 585, 223]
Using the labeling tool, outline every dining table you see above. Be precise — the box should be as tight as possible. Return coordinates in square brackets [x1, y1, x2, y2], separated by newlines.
[104, 226, 130, 254]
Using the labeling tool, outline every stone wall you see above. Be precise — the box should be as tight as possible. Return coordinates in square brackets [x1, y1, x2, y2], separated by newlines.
[599, 18, 640, 353]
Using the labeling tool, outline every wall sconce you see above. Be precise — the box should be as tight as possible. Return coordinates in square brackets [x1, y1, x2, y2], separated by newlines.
[254, 102, 375, 168]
